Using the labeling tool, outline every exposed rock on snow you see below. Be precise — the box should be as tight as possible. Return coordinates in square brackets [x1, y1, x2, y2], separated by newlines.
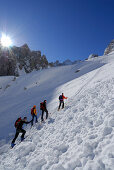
[88, 54, 99, 59]
[104, 39, 114, 55]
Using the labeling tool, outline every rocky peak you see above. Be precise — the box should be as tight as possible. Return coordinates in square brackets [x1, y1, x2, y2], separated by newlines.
[21, 44, 30, 50]
[104, 39, 114, 55]
[0, 44, 49, 76]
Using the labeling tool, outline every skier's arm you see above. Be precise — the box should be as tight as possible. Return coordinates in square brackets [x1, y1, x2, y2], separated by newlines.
[63, 95, 68, 99]
[23, 120, 31, 124]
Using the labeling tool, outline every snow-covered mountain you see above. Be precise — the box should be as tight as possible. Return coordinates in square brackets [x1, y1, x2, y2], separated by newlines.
[0, 39, 114, 77]
[0, 44, 80, 76]
[0, 52, 114, 170]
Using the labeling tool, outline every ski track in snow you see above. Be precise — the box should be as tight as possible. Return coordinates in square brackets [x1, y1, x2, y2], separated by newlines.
[0, 53, 114, 170]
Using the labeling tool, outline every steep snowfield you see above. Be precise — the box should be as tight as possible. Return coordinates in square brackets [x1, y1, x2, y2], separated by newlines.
[0, 52, 114, 170]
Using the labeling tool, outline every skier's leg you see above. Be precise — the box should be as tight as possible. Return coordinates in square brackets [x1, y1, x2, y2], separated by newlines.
[12, 131, 19, 143]
[35, 115, 38, 122]
[31, 115, 34, 126]
[41, 110, 44, 121]
[20, 129, 26, 139]
[62, 101, 64, 109]
[58, 101, 61, 110]
[45, 109, 48, 119]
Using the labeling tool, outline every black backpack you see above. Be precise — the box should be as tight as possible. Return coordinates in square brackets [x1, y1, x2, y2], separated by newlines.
[40, 102, 44, 110]
[59, 95, 63, 100]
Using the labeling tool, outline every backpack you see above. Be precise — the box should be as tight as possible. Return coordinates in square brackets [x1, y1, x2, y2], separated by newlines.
[40, 102, 44, 110]
[59, 95, 63, 100]
[15, 117, 22, 128]
[31, 107, 34, 115]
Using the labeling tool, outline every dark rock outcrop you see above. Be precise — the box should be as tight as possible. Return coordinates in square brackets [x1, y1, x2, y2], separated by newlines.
[0, 44, 48, 76]
[104, 39, 114, 55]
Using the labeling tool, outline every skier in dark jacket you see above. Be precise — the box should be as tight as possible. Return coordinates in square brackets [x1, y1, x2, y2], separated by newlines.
[40, 100, 48, 122]
[11, 117, 31, 148]
[58, 93, 68, 111]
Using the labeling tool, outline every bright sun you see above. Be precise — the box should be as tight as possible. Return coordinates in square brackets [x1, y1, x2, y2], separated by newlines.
[1, 33, 12, 47]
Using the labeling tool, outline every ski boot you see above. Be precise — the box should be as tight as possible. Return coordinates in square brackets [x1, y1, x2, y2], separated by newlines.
[21, 137, 25, 142]
[11, 143, 16, 148]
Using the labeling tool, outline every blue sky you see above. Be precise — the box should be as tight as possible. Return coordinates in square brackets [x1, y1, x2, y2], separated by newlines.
[0, 0, 114, 62]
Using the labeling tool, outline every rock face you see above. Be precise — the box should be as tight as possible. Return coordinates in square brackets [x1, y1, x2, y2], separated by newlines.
[104, 39, 114, 55]
[88, 54, 98, 59]
[0, 44, 48, 76]
[0, 46, 18, 76]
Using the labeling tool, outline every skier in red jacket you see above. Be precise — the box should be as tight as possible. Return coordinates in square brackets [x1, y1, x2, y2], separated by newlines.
[58, 93, 68, 110]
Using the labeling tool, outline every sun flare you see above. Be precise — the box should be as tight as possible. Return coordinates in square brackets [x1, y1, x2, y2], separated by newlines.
[1, 33, 12, 47]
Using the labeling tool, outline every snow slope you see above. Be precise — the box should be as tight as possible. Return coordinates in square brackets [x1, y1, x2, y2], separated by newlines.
[0, 52, 114, 170]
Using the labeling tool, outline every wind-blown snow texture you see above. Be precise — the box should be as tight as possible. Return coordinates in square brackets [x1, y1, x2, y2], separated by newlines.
[0, 52, 114, 170]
